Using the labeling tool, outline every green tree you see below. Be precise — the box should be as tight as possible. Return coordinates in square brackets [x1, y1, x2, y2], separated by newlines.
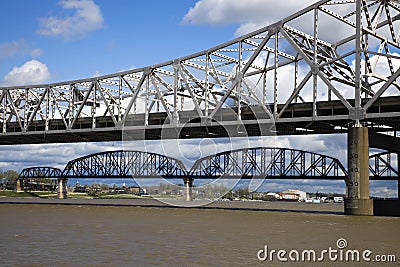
[100, 184, 109, 191]
[1, 170, 19, 183]
[0, 169, 20, 190]
[222, 191, 234, 200]
[236, 188, 250, 199]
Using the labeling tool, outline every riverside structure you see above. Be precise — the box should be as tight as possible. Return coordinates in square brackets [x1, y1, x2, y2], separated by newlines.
[2, 0, 400, 215]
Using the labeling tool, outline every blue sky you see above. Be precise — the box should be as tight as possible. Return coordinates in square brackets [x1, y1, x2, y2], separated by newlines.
[0, 0, 398, 197]
[0, 0, 314, 85]
[0, 0, 238, 84]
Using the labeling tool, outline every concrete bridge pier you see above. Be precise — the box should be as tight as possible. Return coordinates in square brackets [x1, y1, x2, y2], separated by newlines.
[57, 178, 68, 199]
[183, 177, 193, 201]
[15, 179, 22, 192]
[345, 125, 373, 215]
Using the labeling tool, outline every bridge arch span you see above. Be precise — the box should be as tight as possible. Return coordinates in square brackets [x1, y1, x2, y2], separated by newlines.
[189, 147, 347, 179]
[62, 150, 188, 178]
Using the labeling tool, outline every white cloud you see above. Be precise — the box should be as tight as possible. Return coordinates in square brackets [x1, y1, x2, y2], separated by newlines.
[182, 0, 310, 26]
[0, 39, 27, 59]
[0, 142, 121, 171]
[30, 48, 43, 58]
[2, 60, 50, 86]
[182, 0, 317, 36]
[182, 0, 370, 45]
[37, 0, 104, 40]
[0, 39, 42, 59]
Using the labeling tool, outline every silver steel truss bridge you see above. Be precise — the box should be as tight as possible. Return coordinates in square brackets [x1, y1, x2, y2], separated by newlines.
[1, 0, 400, 145]
[18, 147, 398, 181]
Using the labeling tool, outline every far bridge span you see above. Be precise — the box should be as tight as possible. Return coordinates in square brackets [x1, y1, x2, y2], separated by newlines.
[18, 147, 399, 200]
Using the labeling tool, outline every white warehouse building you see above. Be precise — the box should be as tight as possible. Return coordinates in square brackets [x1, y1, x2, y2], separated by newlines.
[279, 189, 307, 201]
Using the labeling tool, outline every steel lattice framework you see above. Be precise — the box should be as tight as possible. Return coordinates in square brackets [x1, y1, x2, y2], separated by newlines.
[369, 151, 399, 179]
[61, 150, 188, 178]
[18, 167, 62, 179]
[18, 147, 397, 180]
[189, 147, 347, 179]
[1, 0, 400, 144]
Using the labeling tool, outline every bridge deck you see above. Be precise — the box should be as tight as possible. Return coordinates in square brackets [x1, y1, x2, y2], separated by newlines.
[1, 96, 400, 145]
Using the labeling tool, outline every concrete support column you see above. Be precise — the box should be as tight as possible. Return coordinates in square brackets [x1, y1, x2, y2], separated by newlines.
[345, 125, 373, 215]
[15, 179, 22, 192]
[57, 178, 68, 199]
[183, 177, 193, 201]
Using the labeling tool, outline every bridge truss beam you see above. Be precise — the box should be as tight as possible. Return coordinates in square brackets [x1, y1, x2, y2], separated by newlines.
[0, 0, 400, 144]
[18, 147, 398, 181]
[18, 167, 62, 179]
[61, 150, 188, 179]
[189, 147, 347, 179]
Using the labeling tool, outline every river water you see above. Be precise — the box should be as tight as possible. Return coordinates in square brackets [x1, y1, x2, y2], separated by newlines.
[0, 201, 399, 266]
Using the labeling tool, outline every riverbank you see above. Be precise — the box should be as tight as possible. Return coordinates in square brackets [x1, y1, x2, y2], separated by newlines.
[0, 197, 344, 215]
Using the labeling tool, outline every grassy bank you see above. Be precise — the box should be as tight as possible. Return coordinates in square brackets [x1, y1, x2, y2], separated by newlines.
[0, 190, 151, 200]
[97, 194, 148, 199]
[0, 191, 36, 198]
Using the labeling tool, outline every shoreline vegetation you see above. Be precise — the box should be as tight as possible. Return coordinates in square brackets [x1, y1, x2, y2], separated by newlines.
[0, 190, 149, 199]
[0, 190, 345, 215]
[1, 181, 347, 202]
[0, 197, 345, 215]
[0, 189, 344, 202]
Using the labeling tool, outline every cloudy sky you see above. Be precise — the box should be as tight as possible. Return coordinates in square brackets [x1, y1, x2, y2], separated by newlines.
[0, 0, 397, 197]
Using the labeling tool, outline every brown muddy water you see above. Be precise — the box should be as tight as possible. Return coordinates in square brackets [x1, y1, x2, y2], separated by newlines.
[0, 201, 399, 266]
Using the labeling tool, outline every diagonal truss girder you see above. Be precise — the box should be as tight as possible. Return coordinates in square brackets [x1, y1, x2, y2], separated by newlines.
[369, 151, 399, 179]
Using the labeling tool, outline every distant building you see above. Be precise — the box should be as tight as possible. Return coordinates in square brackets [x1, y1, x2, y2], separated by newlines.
[251, 192, 265, 200]
[266, 192, 280, 199]
[333, 196, 344, 203]
[74, 182, 86, 193]
[22, 179, 57, 192]
[126, 186, 141, 194]
[279, 189, 307, 201]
